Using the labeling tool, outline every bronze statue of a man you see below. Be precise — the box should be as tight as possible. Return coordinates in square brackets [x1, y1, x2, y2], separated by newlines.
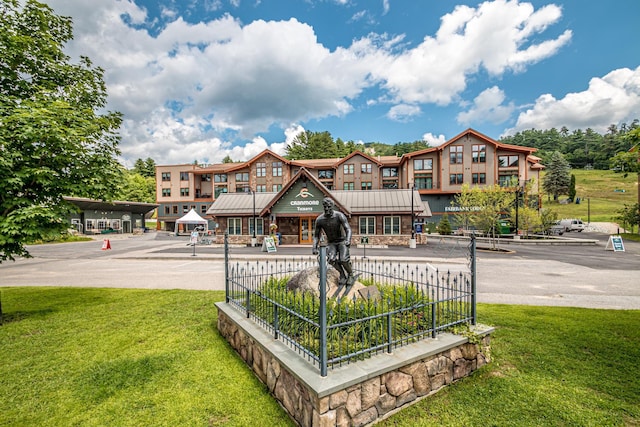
[312, 197, 355, 286]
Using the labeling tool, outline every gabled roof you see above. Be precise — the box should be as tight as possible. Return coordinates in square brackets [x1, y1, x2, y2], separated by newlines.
[334, 150, 383, 167]
[259, 167, 348, 215]
[402, 128, 537, 163]
[197, 149, 291, 174]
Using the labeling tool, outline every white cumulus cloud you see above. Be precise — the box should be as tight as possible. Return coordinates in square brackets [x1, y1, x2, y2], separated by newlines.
[506, 66, 640, 134]
[457, 86, 515, 125]
[422, 132, 447, 146]
[43, 0, 572, 164]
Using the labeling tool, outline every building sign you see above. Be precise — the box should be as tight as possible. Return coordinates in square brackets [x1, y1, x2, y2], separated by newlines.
[271, 180, 324, 215]
[444, 206, 481, 212]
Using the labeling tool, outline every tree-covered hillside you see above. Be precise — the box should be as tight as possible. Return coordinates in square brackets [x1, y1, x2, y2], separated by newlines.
[499, 121, 639, 169]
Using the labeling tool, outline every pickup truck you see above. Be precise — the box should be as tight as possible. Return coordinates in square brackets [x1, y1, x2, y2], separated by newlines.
[560, 218, 585, 232]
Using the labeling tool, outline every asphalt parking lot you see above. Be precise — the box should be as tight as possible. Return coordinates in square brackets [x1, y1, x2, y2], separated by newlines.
[0, 230, 638, 309]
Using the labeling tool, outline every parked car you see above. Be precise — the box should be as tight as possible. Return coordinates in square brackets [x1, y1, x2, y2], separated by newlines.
[559, 218, 585, 232]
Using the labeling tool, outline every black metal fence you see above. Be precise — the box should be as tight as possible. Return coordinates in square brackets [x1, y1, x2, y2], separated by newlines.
[224, 236, 477, 376]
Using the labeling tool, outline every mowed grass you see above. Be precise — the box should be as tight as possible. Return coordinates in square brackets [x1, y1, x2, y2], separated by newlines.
[541, 169, 638, 222]
[0, 288, 293, 427]
[1, 288, 639, 427]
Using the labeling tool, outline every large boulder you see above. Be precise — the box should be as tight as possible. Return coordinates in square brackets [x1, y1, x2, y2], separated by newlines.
[286, 266, 370, 300]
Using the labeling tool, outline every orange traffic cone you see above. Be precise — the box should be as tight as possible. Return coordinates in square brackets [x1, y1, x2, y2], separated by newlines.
[101, 239, 111, 250]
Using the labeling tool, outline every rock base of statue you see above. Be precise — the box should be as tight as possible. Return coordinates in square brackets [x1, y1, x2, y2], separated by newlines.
[286, 266, 373, 301]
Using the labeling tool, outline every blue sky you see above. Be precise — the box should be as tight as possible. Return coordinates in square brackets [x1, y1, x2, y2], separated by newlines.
[44, 0, 640, 166]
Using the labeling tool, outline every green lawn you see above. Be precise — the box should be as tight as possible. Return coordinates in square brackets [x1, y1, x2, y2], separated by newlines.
[541, 169, 638, 223]
[1, 288, 638, 427]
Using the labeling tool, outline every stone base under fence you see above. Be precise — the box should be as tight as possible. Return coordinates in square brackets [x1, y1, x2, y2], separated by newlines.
[216, 302, 493, 427]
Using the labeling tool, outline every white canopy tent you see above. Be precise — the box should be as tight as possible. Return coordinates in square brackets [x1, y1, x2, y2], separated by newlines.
[175, 209, 208, 235]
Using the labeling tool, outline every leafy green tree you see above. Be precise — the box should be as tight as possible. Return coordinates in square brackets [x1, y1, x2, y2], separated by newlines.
[0, 0, 122, 262]
[222, 155, 234, 163]
[453, 184, 511, 248]
[285, 130, 339, 160]
[118, 170, 156, 204]
[615, 203, 640, 234]
[539, 208, 559, 235]
[542, 151, 571, 201]
[452, 183, 475, 231]
[509, 206, 541, 237]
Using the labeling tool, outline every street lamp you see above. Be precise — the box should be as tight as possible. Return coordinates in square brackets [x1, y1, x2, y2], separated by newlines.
[410, 184, 416, 248]
[252, 190, 257, 247]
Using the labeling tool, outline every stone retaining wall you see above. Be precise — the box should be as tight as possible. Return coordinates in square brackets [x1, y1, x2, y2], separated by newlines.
[217, 303, 492, 427]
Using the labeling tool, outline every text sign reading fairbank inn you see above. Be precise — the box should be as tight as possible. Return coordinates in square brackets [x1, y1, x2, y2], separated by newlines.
[273, 181, 324, 215]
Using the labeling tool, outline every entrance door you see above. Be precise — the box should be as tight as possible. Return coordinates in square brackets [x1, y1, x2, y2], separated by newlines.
[299, 217, 315, 244]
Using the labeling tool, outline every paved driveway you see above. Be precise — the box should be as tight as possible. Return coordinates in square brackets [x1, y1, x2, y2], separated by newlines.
[1, 231, 638, 309]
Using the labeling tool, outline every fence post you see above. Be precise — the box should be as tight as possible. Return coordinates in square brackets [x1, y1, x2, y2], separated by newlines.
[386, 313, 392, 353]
[319, 245, 328, 377]
[224, 232, 229, 303]
[470, 234, 477, 325]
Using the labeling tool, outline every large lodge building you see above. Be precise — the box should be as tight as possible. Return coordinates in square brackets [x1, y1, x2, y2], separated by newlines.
[155, 128, 544, 245]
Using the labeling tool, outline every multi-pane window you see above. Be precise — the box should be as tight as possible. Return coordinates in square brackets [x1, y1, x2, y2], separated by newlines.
[162, 188, 171, 197]
[272, 162, 283, 177]
[343, 182, 354, 190]
[361, 163, 372, 174]
[256, 185, 267, 192]
[236, 172, 249, 182]
[384, 216, 400, 235]
[498, 155, 519, 167]
[382, 167, 398, 177]
[382, 182, 398, 189]
[236, 184, 250, 193]
[450, 146, 463, 164]
[180, 172, 189, 181]
[414, 159, 433, 170]
[272, 184, 282, 192]
[172, 205, 178, 214]
[200, 205, 207, 214]
[164, 206, 170, 214]
[182, 205, 189, 213]
[472, 173, 486, 184]
[318, 170, 334, 179]
[449, 173, 464, 185]
[361, 182, 372, 190]
[228, 218, 242, 235]
[201, 174, 212, 182]
[343, 164, 354, 175]
[249, 218, 264, 236]
[214, 174, 227, 183]
[180, 188, 189, 196]
[214, 187, 228, 198]
[359, 217, 375, 235]
[161, 172, 171, 181]
[472, 145, 486, 163]
[414, 174, 433, 189]
[498, 173, 518, 187]
[256, 162, 266, 177]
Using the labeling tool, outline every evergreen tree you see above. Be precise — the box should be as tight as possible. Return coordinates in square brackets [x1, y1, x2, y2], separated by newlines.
[568, 174, 576, 202]
[437, 214, 452, 235]
[542, 151, 571, 201]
